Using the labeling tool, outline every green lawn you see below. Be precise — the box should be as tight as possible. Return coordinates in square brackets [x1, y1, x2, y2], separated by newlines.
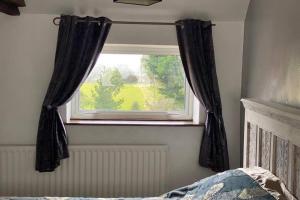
[115, 84, 147, 110]
[79, 82, 183, 111]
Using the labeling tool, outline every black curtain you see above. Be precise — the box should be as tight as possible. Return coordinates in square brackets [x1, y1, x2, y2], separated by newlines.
[36, 15, 111, 172]
[176, 19, 229, 172]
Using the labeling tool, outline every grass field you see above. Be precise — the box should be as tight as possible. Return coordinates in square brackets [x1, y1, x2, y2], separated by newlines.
[79, 82, 178, 111]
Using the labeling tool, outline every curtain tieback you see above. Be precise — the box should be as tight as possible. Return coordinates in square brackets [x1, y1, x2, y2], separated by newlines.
[44, 105, 57, 110]
[206, 110, 222, 123]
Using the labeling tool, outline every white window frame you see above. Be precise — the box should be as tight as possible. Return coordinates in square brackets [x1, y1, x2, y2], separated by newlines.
[68, 44, 201, 122]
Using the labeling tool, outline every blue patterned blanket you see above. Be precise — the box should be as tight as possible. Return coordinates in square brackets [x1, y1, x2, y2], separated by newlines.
[0, 169, 277, 200]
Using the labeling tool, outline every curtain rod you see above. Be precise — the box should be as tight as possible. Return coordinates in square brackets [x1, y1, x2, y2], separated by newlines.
[52, 17, 216, 27]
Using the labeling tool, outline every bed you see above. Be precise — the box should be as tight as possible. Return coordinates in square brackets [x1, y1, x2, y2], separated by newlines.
[0, 99, 299, 200]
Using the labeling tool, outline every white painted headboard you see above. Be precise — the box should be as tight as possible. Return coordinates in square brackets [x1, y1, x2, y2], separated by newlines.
[242, 99, 300, 199]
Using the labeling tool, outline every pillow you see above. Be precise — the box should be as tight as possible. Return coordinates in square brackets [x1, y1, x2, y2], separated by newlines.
[240, 167, 296, 200]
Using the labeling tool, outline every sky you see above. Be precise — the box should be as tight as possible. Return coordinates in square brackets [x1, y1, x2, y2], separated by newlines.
[95, 54, 143, 74]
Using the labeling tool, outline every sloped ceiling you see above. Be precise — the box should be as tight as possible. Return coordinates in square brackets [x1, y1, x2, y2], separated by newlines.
[20, 0, 250, 21]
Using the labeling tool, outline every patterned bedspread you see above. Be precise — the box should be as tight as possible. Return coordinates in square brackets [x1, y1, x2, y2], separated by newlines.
[0, 169, 278, 200]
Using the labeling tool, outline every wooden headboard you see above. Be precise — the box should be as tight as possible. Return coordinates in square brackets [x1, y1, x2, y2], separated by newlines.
[242, 99, 300, 199]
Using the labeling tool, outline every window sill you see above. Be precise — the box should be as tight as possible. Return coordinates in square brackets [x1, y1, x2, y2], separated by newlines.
[64, 119, 204, 127]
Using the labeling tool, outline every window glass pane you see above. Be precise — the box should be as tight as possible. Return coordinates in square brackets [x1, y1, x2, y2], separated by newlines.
[79, 54, 186, 112]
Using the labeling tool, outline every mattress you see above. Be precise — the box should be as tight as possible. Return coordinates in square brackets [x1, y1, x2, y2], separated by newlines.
[0, 167, 295, 200]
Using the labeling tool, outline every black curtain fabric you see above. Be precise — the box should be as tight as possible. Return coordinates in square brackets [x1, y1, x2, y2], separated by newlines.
[36, 15, 111, 172]
[176, 19, 229, 172]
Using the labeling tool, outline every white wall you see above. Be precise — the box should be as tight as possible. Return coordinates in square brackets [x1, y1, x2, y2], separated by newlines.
[242, 0, 300, 107]
[0, 14, 244, 191]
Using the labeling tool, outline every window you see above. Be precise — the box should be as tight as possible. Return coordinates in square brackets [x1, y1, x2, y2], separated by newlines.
[69, 44, 200, 122]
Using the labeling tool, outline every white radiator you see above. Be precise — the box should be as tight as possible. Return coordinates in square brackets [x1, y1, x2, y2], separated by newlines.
[0, 145, 168, 197]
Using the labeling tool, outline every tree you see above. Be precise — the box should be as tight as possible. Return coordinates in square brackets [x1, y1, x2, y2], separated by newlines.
[92, 68, 124, 110]
[124, 74, 138, 84]
[141, 55, 185, 109]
